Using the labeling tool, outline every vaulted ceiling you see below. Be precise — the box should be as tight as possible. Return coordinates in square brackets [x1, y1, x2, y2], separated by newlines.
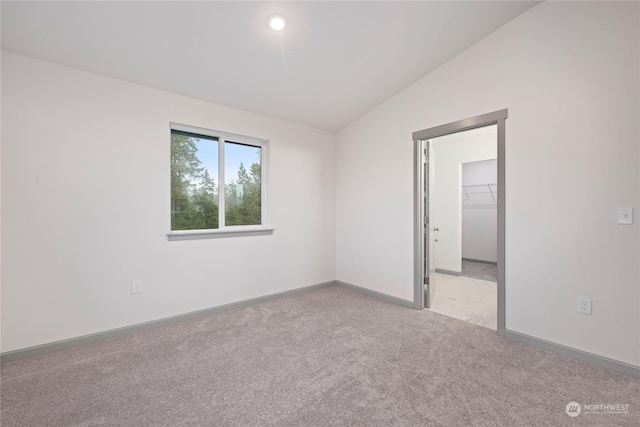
[2, 1, 539, 131]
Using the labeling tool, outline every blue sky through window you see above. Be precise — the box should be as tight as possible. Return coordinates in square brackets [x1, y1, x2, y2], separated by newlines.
[192, 138, 260, 185]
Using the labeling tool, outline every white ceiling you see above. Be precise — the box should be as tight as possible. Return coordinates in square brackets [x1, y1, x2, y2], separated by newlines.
[1, 1, 539, 132]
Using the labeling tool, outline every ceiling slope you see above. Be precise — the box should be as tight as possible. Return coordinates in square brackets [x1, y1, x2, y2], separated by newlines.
[1, 1, 539, 131]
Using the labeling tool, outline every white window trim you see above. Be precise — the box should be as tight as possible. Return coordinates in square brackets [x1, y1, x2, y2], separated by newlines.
[168, 122, 272, 240]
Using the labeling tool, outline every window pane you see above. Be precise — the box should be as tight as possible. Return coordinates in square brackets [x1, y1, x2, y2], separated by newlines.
[171, 131, 219, 230]
[224, 141, 262, 226]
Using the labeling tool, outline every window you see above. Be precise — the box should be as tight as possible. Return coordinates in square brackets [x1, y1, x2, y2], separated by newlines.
[169, 123, 270, 238]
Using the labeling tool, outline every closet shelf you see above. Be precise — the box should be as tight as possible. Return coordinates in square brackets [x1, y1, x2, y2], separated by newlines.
[462, 183, 497, 208]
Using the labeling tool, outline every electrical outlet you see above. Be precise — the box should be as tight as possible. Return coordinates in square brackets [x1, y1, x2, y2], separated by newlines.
[577, 297, 592, 315]
[131, 280, 141, 294]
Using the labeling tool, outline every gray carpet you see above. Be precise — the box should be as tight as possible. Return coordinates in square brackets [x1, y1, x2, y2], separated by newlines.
[462, 260, 498, 282]
[2, 286, 638, 426]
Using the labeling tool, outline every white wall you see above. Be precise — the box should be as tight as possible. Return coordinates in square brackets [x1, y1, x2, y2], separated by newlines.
[431, 126, 496, 273]
[462, 159, 497, 188]
[336, 2, 639, 366]
[1, 52, 336, 352]
[462, 159, 498, 263]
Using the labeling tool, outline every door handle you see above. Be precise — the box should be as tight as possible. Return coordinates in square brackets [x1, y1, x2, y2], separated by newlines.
[432, 227, 440, 232]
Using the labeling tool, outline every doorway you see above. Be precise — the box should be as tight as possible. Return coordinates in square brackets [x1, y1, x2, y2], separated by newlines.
[430, 130, 497, 329]
[413, 110, 507, 333]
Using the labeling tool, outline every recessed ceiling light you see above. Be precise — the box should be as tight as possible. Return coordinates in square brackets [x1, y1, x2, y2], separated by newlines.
[268, 14, 287, 31]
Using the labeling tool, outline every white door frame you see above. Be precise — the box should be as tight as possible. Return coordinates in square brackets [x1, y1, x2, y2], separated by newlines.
[413, 109, 507, 333]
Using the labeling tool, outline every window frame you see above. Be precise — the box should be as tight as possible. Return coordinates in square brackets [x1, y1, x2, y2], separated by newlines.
[168, 122, 272, 240]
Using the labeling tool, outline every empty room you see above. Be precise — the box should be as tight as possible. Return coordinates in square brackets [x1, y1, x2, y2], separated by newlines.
[1, 1, 639, 426]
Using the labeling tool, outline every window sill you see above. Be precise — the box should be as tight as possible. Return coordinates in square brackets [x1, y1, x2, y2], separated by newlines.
[167, 228, 274, 241]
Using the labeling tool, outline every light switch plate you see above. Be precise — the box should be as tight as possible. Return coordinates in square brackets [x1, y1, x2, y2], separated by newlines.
[617, 207, 633, 225]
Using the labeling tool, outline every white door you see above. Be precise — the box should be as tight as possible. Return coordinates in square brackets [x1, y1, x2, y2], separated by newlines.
[425, 140, 437, 308]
